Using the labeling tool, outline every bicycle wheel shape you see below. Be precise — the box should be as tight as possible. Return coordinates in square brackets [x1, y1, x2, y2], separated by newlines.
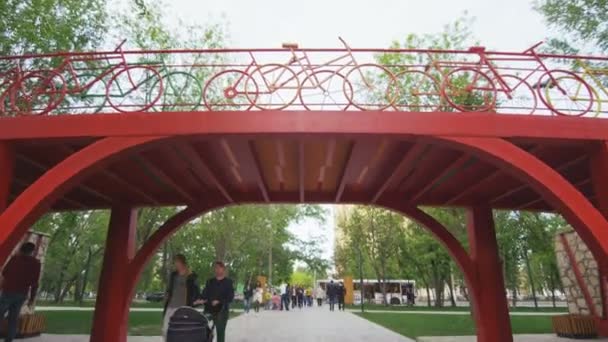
[147, 71, 202, 112]
[344, 64, 395, 111]
[442, 67, 497, 112]
[106, 65, 162, 113]
[493, 75, 537, 115]
[203, 69, 257, 111]
[298, 70, 352, 111]
[538, 70, 593, 116]
[62, 73, 108, 114]
[6, 70, 66, 115]
[389, 70, 442, 112]
[245, 64, 299, 110]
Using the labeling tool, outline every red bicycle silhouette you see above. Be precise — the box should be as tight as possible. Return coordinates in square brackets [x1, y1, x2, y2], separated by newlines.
[440, 42, 594, 116]
[0, 40, 163, 115]
[202, 37, 395, 111]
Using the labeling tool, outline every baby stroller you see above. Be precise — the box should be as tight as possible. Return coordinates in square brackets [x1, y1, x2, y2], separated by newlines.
[166, 306, 215, 342]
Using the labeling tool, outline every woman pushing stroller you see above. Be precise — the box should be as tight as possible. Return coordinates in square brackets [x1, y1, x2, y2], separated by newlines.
[164, 257, 234, 342]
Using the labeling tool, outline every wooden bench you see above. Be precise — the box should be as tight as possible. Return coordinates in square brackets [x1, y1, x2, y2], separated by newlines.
[552, 314, 598, 339]
[0, 314, 46, 338]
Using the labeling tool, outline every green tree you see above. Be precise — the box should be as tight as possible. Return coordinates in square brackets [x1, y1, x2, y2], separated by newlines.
[0, 0, 107, 56]
[536, 0, 608, 53]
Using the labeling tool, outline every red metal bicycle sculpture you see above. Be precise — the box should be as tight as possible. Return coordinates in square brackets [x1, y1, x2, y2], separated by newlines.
[0, 38, 605, 116]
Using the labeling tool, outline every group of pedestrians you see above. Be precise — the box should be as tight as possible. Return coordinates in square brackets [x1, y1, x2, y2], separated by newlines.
[242, 280, 264, 313]
[277, 280, 346, 312]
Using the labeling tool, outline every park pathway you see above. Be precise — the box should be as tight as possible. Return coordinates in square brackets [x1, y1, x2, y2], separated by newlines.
[32, 306, 414, 342]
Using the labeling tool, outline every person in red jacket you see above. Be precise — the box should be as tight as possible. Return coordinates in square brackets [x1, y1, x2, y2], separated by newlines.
[0, 242, 41, 342]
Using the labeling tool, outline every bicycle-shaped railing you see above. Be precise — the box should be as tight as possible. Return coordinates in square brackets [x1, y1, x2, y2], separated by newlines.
[440, 42, 593, 116]
[0, 39, 606, 117]
[0, 40, 166, 115]
[202, 37, 395, 111]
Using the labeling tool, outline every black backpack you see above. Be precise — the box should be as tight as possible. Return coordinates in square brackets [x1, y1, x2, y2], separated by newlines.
[167, 307, 213, 342]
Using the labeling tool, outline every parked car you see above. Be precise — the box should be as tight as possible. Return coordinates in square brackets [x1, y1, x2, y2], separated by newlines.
[145, 292, 165, 303]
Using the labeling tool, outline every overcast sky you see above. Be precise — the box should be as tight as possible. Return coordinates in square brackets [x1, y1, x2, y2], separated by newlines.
[167, 0, 549, 51]
[154, 0, 549, 263]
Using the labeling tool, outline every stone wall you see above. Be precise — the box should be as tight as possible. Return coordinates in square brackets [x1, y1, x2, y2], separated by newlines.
[555, 230, 603, 315]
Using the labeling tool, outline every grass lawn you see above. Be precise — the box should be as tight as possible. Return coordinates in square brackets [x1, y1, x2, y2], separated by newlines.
[44, 311, 240, 335]
[346, 304, 567, 313]
[356, 312, 554, 338]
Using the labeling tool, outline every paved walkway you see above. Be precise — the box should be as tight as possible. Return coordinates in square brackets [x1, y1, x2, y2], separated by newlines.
[31, 306, 414, 342]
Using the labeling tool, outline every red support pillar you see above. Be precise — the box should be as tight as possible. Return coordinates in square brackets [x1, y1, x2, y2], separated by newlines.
[0, 142, 14, 212]
[90, 206, 138, 342]
[590, 141, 608, 333]
[466, 206, 513, 342]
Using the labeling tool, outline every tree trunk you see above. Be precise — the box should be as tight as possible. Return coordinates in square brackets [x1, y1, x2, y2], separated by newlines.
[523, 249, 538, 309]
[160, 242, 169, 288]
[511, 285, 518, 307]
[447, 278, 457, 307]
[425, 284, 431, 307]
[79, 247, 94, 306]
[549, 271, 557, 308]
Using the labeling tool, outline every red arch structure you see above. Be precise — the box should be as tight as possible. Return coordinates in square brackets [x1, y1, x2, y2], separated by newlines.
[2, 44, 608, 341]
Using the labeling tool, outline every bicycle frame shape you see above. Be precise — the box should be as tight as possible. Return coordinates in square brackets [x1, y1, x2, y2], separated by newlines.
[440, 42, 594, 116]
[58, 40, 164, 114]
[1, 40, 164, 116]
[202, 37, 395, 111]
[569, 59, 608, 117]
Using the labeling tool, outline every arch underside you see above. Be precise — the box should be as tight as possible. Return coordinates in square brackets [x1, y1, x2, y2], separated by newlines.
[1, 112, 608, 341]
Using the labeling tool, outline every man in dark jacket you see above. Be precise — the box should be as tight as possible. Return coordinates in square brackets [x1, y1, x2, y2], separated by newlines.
[327, 280, 338, 311]
[0, 242, 41, 342]
[198, 261, 234, 342]
[162, 254, 200, 341]
[337, 282, 347, 311]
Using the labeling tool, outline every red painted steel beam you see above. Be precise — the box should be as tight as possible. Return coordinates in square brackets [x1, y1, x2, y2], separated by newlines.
[466, 206, 513, 342]
[4, 111, 608, 141]
[175, 141, 234, 203]
[91, 206, 138, 342]
[0, 143, 14, 212]
[0, 136, 163, 266]
[516, 178, 591, 210]
[559, 233, 599, 317]
[134, 153, 196, 203]
[372, 143, 427, 203]
[248, 141, 270, 202]
[489, 154, 588, 205]
[55, 144, 161, 206]
[590, 141, 608, 321]
[334, 142, 356, 202]
[299, 141, 305, 202]
[409, 154, 471, 204]
[444, 146, 544, 205]
[437, 136, 608, 265]
[16, 153, 114, 204]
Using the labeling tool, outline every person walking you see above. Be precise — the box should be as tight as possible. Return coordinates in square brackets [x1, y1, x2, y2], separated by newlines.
[162, 254, 200, 342]
[296, 286, 304, 309]
[314, 284, 325, 307]
[243, 280, 253, 314]
[291, 285, 297, 309]
[327, 280, 337, 311]
[0, 242, 41, 342]
[197, 261, 234, 342]
[253, 282, 263, 313]
[337, 282, 347, 311]
[280, 283, 290, 311]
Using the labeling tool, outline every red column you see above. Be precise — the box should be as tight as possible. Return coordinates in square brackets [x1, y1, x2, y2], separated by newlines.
[90, 206, 138, 342]
[467, 206, 513, 342]
[0, 142, 14, 212]
[590, 141, 608, 333]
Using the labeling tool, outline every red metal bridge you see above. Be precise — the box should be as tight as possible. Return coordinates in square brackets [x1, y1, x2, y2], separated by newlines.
[1, 40, 608, 342]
